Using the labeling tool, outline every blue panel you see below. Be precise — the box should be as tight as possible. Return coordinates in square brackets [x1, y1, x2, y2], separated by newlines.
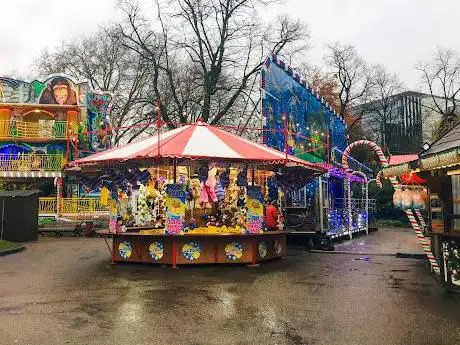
[262, 56, 348, 163]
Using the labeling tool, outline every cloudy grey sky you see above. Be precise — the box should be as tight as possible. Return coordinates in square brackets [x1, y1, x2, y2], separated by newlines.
[1, 0, 459, 90]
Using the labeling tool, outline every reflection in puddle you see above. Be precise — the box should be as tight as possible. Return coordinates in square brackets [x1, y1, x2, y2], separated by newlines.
[214, 289, 236, 318]
[261, 306, 282, 332]
[119, 302, 143, 322]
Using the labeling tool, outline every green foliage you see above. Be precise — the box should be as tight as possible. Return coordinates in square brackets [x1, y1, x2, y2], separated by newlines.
[38, 217, 56, 226]
[0, 240, 16, 250]
[370, 179, 408, 225]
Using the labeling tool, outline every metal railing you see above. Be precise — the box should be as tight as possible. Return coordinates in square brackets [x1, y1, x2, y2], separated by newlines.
[39, 197, 58, 215]
[0, 154, 65, 172]
[0, 120, 68, 139]
[39, 197, 109, 217]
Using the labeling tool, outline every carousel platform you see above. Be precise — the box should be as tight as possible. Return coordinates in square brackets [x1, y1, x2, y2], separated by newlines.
[98, 230, 287, 267]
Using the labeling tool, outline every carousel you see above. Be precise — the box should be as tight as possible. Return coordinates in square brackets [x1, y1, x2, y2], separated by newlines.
[67, 120, 326, 267]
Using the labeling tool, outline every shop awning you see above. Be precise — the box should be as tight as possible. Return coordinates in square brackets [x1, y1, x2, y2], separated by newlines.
[68, 121, 326, 172]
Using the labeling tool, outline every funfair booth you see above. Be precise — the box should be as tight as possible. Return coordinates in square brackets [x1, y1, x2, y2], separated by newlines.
[383, 123, 460, 292]
[67, 120, 326, 266]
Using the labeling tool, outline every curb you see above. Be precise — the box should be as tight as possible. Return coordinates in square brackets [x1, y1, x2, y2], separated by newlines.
[309, 250, 427, 259]
[0, 244, 25, 257]
[309, 250, 395, 256]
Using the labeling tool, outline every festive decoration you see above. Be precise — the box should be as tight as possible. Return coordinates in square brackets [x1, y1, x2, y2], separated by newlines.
[165, 184, 187, 235]
[220, 169, 230, 188]
[100, 186, 109, 206]
[406, 210, 440, 273]
[401, 189, 414, 210]
[182, 241, 201, 261]
[342, 140, 440, 274]
[258, 242, 268, 258]
[201, 167, 218, 208]
[225, 241, 243, 261]
[118, 241, 132, 259]
[246, 186, 264, 234]
[188, 175, 201, 209]
[149, 242, 164, 261]
[135, 184, 152, 226]
[412, 190, 427, 211]
[393, 189, 402, 208]
[274, 240, 282, 256]
[198, 165, 209, 182]
[237, 169, 248, 187]
[444, 241, 460, 285]
[400, 172, 427, 185]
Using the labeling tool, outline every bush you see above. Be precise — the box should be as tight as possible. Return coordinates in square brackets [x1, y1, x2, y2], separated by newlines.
[38, 217, 56, 226]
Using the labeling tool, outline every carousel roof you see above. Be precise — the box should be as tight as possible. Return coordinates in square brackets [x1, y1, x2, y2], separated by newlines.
[69, 121, 326, 171]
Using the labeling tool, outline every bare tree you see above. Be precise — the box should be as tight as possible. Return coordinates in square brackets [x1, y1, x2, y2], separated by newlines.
[417, 47, 460, 137]
[324, 42, 372, 132]
[36, 27, 155, 145]
[360, 65, 403, 152]
[117, 0, 308, 130]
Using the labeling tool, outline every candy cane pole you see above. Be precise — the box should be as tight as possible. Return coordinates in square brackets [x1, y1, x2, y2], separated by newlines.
[414, 208, 427, 230]
[414, 208, 430, 247]
[405, 209, 439, 273]
[342, 140, 439, 274]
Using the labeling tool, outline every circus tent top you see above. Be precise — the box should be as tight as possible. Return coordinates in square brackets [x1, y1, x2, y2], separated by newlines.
[68, 120, 326, 172]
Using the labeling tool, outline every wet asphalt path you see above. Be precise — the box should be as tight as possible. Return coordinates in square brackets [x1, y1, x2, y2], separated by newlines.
[0, 235, 459, 345]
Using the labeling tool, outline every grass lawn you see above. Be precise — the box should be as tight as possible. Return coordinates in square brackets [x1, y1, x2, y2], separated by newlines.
[0, 240, 17, 250]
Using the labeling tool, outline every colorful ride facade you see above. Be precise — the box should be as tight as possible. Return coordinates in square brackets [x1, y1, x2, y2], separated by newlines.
[261, 55, 372, 238]
[0, 75, 112, 198]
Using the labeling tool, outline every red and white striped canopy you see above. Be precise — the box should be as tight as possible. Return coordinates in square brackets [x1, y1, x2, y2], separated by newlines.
[70, 121, 324, 171]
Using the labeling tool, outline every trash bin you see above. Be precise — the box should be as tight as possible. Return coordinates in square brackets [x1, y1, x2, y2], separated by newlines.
[0, 190, 41, 242]
[85, 221, 94, 237]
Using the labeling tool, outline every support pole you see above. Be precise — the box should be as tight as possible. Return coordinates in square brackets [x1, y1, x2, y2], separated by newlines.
[157, 98, 161, 158]
[173, 159, 177, 183]
[111, 236, 115, 264]
[365, 180, 369, 234]
[56, 177, 62, 216]
[172, 238, 177, 269]
[248, 237, 258, 267]
[318, 176, 324, 233]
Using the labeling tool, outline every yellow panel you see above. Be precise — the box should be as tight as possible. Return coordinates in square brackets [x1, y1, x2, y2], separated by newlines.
[0, 109, 11, 137]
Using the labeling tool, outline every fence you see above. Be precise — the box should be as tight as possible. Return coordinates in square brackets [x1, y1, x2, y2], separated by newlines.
[0, 120, 68, 140]
[0, 154, 65, 172]
[39, 197, 109, 218]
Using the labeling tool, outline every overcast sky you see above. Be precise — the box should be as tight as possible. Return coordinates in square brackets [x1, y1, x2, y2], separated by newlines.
[1, 0, 460, 90]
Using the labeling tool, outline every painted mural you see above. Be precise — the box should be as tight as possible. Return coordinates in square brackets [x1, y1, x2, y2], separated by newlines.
[87, 92, 113, 151]
[0, 75, 112, 157]
[261, 55, 348, 163]
[39, 77, 79, 105]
